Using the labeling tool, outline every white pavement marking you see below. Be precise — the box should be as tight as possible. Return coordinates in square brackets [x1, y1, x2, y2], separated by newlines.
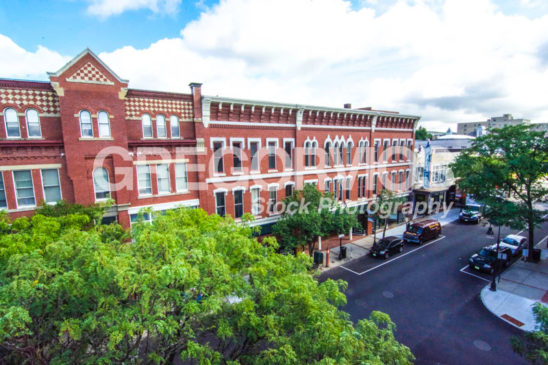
[341, 235, 446, 276]
[459, 265, 491, 282]
[535, 234, 548, 247]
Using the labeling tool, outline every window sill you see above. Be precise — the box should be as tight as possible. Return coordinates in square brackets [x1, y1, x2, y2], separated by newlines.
[137, 191, 189, 199]
[79, 137, 114, 141]
[267, 169, 278, 173]
[213, 173, 226, 177]
[8, 205, 36, 213]
[232, 171, 244, 175]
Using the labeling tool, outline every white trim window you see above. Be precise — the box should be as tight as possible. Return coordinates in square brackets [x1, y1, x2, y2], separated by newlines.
[267, 140, 277, 170]
[251, 187, 261, 215]
[333, 142, 339, 166]
[4, 108, 20, 138]
[399, 171, 404, 191]
[373, 174, 379, 195]
[234, 189, 244, 218]
[232, 140, 243, 173]
[346, 141, 353, 165]
[156, 164, 171, 194]
[357, 176, 367, 198]
[345, 178, 351, 200]
[41, 169, 61, 203]
[142, 114, 153, 138]
[174, 163, 188, 192]
[213, 140, 225, 174]
[415, 166, 424, 183]
[405, 170, 410, 190]
[391, 171, 397, 191]
[156, 115, 167, 138]
[137, 165, 152, 195]
[0, 173, 7, 208]
[268, 187, 277, 213]
[285, 183, 294, 197]
[215, 191, 226, 217]
[407, 140, 413, 160]
[170, 115, 180, 138]
[338, 142, 344, 166]
[97, 111, 111, 138]
[79, 110, 93, 137]
[25, 109, 41, 138]
[249, 140, 260, 171]
[13, 170, 35, 207]
[381, 172, 387, 191]
[383, 139, 390, 162]
[400, 140, 405, 161]
[325, 141, 332, 167]
[93, 167, 110, 200]
[324, 179, 331, 194]
[392, 140, 398, 161]
[283, 139, 294, 169]
[374, 140, 380, 162]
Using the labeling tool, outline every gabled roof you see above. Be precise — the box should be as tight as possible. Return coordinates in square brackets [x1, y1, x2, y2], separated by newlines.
[47, 48, 129, 84]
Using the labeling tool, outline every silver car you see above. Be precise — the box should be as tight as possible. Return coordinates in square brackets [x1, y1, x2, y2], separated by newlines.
[498, 234, 527, 256]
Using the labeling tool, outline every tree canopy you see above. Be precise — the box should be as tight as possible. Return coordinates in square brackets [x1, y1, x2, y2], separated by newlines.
[0, 205, 413, 364]
[450, 125, 548, 260]
[415, 126, 432, 141]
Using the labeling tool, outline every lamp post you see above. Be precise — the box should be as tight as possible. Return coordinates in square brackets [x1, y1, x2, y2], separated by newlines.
[490, 224, 502, 291]
[338, 233, 344, 260]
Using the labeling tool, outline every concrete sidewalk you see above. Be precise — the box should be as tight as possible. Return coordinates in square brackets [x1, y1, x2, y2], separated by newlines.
[481, 240, 548, 332]
[322, 208, 460, 271]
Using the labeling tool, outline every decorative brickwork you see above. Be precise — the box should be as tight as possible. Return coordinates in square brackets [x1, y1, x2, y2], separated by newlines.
[0, 88, 60, 115]
[125, 97, 193, 120]
[67, 62, 113, 85]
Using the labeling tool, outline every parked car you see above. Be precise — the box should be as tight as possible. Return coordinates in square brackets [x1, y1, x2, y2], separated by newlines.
[468, 244, 512, 274]
[458, 204, 482, 224]
[499, 234, 527, 257]
[403, 219, 442, 245]
[370, 236, 404, 259]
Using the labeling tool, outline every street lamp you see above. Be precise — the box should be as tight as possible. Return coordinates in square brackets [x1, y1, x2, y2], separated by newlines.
[338, 233, 345, 260]
[490, 224, 502, 291]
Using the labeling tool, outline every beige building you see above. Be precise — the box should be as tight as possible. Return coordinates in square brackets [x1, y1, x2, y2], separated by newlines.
[457, 114, 530, 136]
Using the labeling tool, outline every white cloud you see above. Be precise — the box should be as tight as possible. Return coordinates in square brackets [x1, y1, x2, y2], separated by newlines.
[0, 35, 70, 80]
[3, 0, 548, 131]
[86, 0, 182, 18]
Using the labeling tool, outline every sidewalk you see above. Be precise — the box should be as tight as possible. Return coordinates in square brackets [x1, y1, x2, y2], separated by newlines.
[481, 240, 548, 332]
[320, 208, 460, 271]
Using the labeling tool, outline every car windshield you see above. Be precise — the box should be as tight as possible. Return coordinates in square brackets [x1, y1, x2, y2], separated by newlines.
[374, 239, 389, 248]
[479, 249, 496, 258]
[408, 226, 423, 234]
[464, 205, 480, 212]
[502, 237, 518, 246]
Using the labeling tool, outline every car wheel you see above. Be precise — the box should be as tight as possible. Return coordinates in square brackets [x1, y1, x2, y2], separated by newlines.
[384, 252, 390, 259]
[399, 245, 403, 253]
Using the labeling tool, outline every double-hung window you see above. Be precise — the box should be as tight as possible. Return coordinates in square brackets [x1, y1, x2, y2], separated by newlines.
[268, 141, 277, 170]
[392, 140, 398, 161]
[4, 108, 20, 138]
[374, 141, 379, 162]
[324, 180, 331, 194]
[175, 163, 188, 192]
[346, 142, 353, 165]
[93, 167, 110, 200]
[268, 187, 277, 213]
[80, 110, 93, 137]
[232, 141, 242, 173]
[249, 141, 259, 171]
[391, 171, 396, 191]
[142, 114, 153, 138]
[26, 109, 41, 137]
[215, 191, 226, 217]
[373, 174, 378, 195]
[284, 140, 293, 169]
[285, 183, 293, 198]
[383, 140, 389, 162]
[251, 188, 260, 215]
[13, 170, 35, 207]
[234, 190, 244, 218]
[98, 111, 110, 138]
[213, 141, 224, 173]
[156, 164, 171, 194]
[41, 169, 61, 203]
[170, 115, 180, 138]
[137, 165, 152, 195]
[156, 115, 167, 138]
[0, 173, 7, 208]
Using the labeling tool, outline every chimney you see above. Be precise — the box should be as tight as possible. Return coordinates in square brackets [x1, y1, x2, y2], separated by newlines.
[189, 82, 202, 120]
[344, 103, 352, 109]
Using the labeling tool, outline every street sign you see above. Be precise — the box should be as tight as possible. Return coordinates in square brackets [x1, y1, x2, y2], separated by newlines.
[338, 234, 345, 239]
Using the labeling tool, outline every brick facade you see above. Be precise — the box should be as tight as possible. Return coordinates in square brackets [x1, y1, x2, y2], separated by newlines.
[0, 49, 420, 230]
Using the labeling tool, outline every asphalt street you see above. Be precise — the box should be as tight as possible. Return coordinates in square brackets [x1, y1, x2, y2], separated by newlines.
[320, 218, 548, 365]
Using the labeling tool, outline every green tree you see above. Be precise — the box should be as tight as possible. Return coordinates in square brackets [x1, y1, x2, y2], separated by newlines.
[511, 303, 548, 364]
[415, 126, 432, 141]
[451, 125, 548, 261]
[0, 206, 414, 364]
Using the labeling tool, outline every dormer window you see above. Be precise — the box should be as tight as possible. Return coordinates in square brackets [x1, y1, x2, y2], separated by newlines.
[25, 109, 41, 138]
[79, 110, 93, 137]
[98, 111, 111, 138]
[4, 108, 20, 138]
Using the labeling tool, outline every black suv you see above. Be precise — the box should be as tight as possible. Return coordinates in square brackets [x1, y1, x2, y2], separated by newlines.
[370, 236, 404, 259]
[468, 244, 512, 274]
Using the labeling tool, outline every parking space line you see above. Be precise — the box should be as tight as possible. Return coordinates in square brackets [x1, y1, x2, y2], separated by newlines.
[341, 235, 446, 276]
[459, 265, 491, 282]
[535, 234, 548, 248]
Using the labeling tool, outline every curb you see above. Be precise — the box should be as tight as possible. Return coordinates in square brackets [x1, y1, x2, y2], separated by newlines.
[479, 285, 533, 333]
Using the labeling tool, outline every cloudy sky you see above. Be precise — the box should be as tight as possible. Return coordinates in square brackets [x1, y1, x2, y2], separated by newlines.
[1, 0, 548, 131]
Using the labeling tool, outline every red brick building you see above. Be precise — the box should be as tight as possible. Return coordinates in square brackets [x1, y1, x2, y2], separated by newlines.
[0, 49, 420, 231]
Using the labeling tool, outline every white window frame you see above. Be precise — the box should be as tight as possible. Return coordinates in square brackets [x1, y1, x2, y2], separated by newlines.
[283, 138, 295, 170]
[137, 165, 153, 196]
[373, 173, 379, 195]
[247, 138, 261, 172]
[40, 168, 62, 204]
[382, 139, 390, 163]
[324, 178, 332, 194]
[25, 109, 42, 138]
[214, 188, 228, 217]
[156, 114, 167, 138]
[250, 186, 262, 216]
[142, 114, 153, 138]
[4, 108, 21, 138]
[0, 172, 6, 209]
[268, 186, 278, 214]
[156, 163, 171, 194]
[391, 171, 397, 191]
[346, 141, 353, 166]
[230, 137, 245, 174]
[407, 139, 413, 161]
[399, 139, 406, 161]
[170, 115, 180, 138]
[79, 110, 93, 138]
[345, 177, 352, 200]
[211, 137, 227, 175]
[324, 140, 332, 167]
[266, 138, 279, 171]
[284, 181, 295, 198]
[174, 162, 188, 193]
[93, 167, 110, 201]
[391, 139, 398, 162]
[232, 187, 245, 219]
[12, 170, 35, 208]
[373, 139, 381, 163]
[97, 111, 111, 138]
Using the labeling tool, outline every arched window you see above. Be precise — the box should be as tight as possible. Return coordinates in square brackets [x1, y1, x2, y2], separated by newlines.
[170, 115, 180, 138]
[93, 167, 110, 200]
[362, 140, 369, 164]
[79, 110, 93, 137]
[338, 142, 344, 165]
[4, 108, 20, 138]
[156, 115, 166, 138]
[346, 141, 353, 165]
[97, 111, 110, 138]
[325, 141, 332, 167]
[142, 114, 152, 138]
[333, 142, 339, 165]
[311, 141, 317, 167]
[304, 141, 311, 167]
[25, 109, 41, 137]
